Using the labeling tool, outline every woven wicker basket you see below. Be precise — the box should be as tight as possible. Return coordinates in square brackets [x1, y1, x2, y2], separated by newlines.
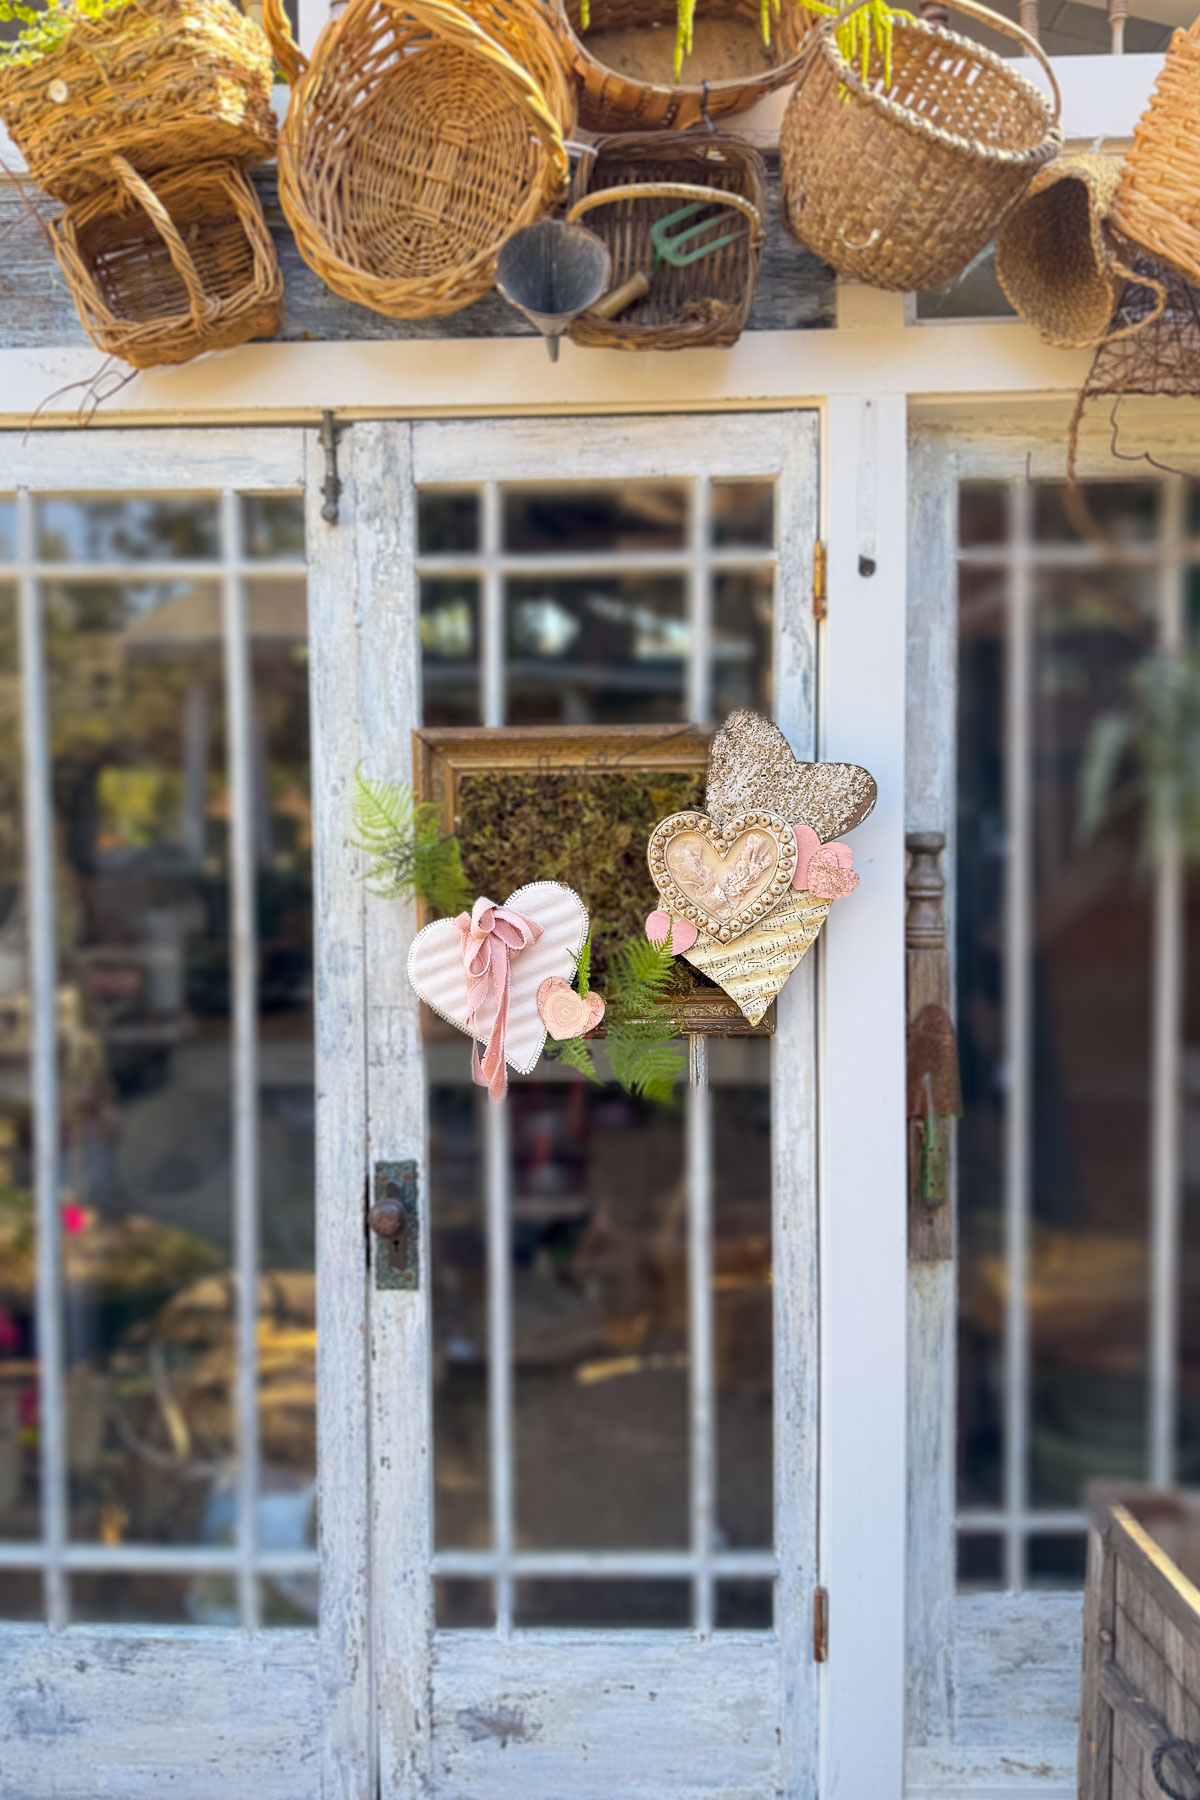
[553, 0, 809, 132]
[0, 0, 275, 203]
[996, 155, 1166, 349]
[263, 0, 572, 320]
[1109, 18, 1200, 288]
[780, 0, 1062, 292]
[566, 133, 765, 349]
[52, 156, 283, 369]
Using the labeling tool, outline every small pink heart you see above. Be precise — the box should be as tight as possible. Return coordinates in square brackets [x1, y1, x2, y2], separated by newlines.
[792, 824, 821, 890]
[807, 841, 859, 900]
[645, 910, 698, 956]
[537, 976, 606, 1040]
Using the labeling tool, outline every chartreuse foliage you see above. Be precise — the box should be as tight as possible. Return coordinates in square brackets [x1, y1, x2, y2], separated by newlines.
[350, 767, 472, 917]
[1080, 652, 1200, 868]
[547, 930, 685, 1104]
[0, 0, 136, 65]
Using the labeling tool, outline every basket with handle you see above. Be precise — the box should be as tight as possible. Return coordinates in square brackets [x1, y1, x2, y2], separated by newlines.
[51, 156, 283, 369]
[779, 0, 1062, 292]
[1108, 17, 1200, 289]
[565, 133, 766, 348]
[263, 0, 574, 320]
[0, 0, 276, 204]
[551, 0, 810, 133]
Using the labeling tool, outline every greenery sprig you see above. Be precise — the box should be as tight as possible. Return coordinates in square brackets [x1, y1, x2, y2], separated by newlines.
[548, 930, 685, 1104]
[1080, 651, 1200, 867]
[0, 0, 135, 66]
[350, 767, 472, 916]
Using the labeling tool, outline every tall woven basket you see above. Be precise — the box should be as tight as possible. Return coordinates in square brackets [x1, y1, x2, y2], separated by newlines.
[52, 157, 283, 369]
[566, 133, 765, 349]
[780, 0, 1062, 292]
[552, 0, 809, 132]
[263, 0, 572, 320]
[0, 0, 276, 203]
[1109, 18, 1200, 288]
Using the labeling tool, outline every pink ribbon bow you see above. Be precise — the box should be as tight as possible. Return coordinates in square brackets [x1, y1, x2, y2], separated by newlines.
[456, 897, 543, 1101]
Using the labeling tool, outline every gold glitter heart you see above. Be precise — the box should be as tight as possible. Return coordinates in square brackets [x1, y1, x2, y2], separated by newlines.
[706, 709, 877, 843]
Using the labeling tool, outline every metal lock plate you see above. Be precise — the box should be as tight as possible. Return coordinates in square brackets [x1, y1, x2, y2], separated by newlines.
[372, 1160, 420, 1292]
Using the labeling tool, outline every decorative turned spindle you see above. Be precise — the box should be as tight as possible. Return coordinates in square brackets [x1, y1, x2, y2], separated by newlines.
[1109, 0, 1127, 54]
[1018, 0, 1040, 39]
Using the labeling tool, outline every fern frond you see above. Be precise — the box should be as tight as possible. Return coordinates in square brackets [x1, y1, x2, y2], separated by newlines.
[571, 930, 593, 999]
[607, 1023, 686, 1103]
[546, 1035, 602, 1082]
[350, 765, 472, 915]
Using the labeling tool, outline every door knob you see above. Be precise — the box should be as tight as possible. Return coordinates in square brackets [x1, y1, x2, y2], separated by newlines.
[370, 1161, 419, 1292]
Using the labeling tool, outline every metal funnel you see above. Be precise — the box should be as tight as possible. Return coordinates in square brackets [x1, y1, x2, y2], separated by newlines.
[495, 219, 612, 361]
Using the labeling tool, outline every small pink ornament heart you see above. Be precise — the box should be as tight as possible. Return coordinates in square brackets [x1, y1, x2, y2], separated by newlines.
[793, 826, 858, 900]
[645, 910, 699, 956]
[537, 977, 606, 1040]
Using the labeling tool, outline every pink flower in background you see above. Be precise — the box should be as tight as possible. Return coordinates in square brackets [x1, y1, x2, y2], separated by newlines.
[61, 1202, 87, 1235]
[0, 1311, 19, 1354]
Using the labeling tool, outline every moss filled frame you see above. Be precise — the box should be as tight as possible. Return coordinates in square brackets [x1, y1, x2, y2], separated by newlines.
[413, 724, 774, 1036]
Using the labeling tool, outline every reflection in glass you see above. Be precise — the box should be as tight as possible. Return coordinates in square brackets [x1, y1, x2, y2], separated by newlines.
[1026, 1534, 1087, 1588]
[956, 563, 1007, 1510]
[37, 499, 219, 563]
[512, 1078, 688, 1552]
[503, 484, 687, 553]
[436, 1578, 493, 1629]
[1028, 569, 1155, 1511]
[710, 482, 773, 549]
[251, 578, 316, 1609]
[0, 503, 15, 563]
[958, 482, 1008, 549]
[713, 569, 773, 722]
[419, 490, 480, 556]
[70, 1572, 238, 1624]
[1183, 865, 1200, 1482]
[430, 1078, 489, 1550]
[45, 577, 235, 1549]
[515, 1580, 691, 1629]
[506, 576, 687, 724]
[242, 496, 305, 562]
[261, 1569, 319, 1627]
[421, 579, 480, 727]
[715, 1579, 773, 1630]
[1032, 482, 1159, 545]
[713, 1042, 772, 1551]
[957, 1534, 1003, 1590]
[0, 582, 37, 1546]
[0, 1571, 42, 1618]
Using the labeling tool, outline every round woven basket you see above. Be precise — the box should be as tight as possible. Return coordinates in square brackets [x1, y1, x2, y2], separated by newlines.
[566, 133, 766, 349]
[996, 155, 1166, 348]
[264, 0, 572, 320]
[779, 0, 1062, 292]
[1109, 18, 1200, 289]
[0, 0, 275, 203]
[51, 157, 283, 369]
[552, 0, 810, 133]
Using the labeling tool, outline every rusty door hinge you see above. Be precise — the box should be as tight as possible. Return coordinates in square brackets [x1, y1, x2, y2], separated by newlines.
[812, 1585, 829, 1662]
[813, 541, 828, 622]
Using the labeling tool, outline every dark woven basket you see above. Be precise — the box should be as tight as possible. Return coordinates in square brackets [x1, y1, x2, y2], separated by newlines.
[566, 133, 765, 350]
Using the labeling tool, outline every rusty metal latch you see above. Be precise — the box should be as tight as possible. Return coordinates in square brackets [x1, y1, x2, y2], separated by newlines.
[812, 1586, 829, 1663]
[370, 1160, 419, 1291]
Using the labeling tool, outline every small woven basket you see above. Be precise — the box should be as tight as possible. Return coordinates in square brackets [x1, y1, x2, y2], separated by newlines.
[0, 0, 276, 203]
[996, 155, 1166, 348]
[566, 133, 765, 349]
[552, 0, 809, 132]
[264, 0, 572, 320]
[780, 0, 1062, 292]
[52, 157, 283, 369]
[1109, 18, 1200, 289]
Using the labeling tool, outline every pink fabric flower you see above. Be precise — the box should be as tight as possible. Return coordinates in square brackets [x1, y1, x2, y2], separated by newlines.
[61, 1202, 87, 1235]
[793, 825, 859, 900]
[645, 910, 698, 955]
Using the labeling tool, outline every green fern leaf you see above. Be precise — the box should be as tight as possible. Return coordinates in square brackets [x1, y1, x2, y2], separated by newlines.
[545, 1035, 602, 1082]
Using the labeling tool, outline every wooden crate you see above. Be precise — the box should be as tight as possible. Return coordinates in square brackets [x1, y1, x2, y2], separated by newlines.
[1080, 1488, 1200, 1800]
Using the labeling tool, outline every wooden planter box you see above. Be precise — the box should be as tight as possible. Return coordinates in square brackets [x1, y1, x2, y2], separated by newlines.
[1080, 1488, 1200, 1800]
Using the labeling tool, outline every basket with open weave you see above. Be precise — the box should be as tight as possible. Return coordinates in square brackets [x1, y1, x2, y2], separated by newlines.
[1109, 17, 1200, 289]
[565, 133, 766, 349]
[780, 0, 1062, 292]
[0, 0, 276, 203]
[51, 156, 283, 369]
[263, 0, 573, 320]
[551, 0, 809, 132]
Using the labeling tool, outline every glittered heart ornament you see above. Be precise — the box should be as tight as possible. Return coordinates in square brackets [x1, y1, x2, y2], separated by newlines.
[647, 810, 797, 944]
[681, 889, 832, 1027]
[537, 977, 605, 1041]
[706, 709, 877, 843]
[407, 882, 587, 1075]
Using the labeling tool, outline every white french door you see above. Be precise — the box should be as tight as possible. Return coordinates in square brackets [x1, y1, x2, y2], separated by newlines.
[323, 414, 824, 1799]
